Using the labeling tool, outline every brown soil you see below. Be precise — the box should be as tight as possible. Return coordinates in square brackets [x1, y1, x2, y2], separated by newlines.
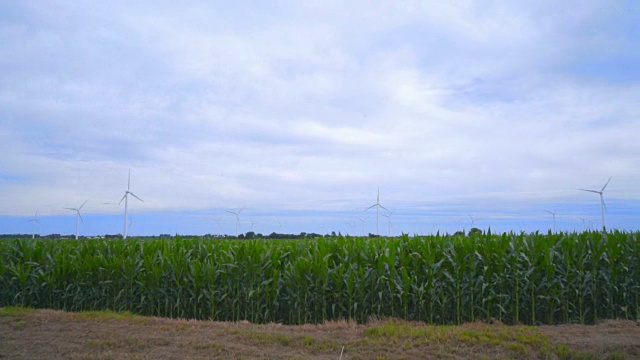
[1, 308, 638, 359]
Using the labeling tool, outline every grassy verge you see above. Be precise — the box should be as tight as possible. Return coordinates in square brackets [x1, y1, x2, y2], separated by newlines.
[0, 307, 634, 359]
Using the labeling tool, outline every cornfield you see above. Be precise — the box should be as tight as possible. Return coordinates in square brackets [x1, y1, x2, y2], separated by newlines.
[1, 231, 638, 325]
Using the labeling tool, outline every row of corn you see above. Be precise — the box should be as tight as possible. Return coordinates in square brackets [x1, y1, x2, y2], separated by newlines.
[1, 231, 638, 325]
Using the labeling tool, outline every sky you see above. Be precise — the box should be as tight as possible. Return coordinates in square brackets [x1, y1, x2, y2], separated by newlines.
[1, 1, 639, 237]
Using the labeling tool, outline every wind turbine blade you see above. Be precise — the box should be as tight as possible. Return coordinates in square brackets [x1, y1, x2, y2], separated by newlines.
[365, 204, 376, 211]
[129, 192, 144, 202]
[119, 193, 127, 205]
[579, 189, 600, 194]
[64, 207, 76, 211]
[78, 212, 84, 223]
[79, 200, 88, 210]
[602, 199, 608, 213]
[378, 204, 390, 212]
[601, 176, 612, 192]
[238, 206, 246, 214]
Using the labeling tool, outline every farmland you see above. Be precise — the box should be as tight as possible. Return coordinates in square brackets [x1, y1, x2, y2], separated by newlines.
[0, 232, 639, 326]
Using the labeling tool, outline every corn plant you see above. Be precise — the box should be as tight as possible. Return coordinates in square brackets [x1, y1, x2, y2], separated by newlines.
[1, 231, 638, 325]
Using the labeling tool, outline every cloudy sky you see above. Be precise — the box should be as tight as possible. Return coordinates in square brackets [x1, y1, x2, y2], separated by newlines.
[1, 1, 639, 236]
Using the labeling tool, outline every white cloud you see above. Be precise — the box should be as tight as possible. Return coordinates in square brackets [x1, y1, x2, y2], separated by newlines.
[0, 1, 638, 234]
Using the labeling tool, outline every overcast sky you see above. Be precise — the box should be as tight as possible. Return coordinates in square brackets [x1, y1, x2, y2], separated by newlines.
[1, 1, 639, 236]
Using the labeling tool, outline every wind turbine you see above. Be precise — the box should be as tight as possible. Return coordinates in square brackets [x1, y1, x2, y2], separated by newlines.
[28, 212, 40, 239]
[119, 169, 143, 239]
[355, 217, 367, 237]
[578, 217, 594, 231]
[127, 216, 134, 236]
[381, 209, 395, 236]
[226, 206, 245, 237]
[468, 214, 481, 228]
[365, 188, 390, 236]
[64, 200, 87, 240]
[212, 218, 222, 236]
[579, 176, 611, 231]
[545, 209, 559, 233]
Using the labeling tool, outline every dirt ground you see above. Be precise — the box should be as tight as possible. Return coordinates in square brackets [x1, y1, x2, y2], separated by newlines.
[1, 308, 639, 359]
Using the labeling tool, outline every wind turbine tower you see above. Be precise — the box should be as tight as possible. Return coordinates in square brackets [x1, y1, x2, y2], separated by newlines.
[579, 176, 611, 231]
[212, 218, 222, 236]
[64, 200, 87, 240]
[365, 188, 390, 236]
[468, 214, 481, 229]
[28, 212, 40, 239]
[226, 206, 245, 237]
[545, 209, 559, 233]
[382, 209, 394, 236]
[128, 216, 134, 235]
[119, 169, 144, 239]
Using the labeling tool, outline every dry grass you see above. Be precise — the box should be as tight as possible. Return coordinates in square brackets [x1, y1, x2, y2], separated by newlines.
[0, 308, 638, 359]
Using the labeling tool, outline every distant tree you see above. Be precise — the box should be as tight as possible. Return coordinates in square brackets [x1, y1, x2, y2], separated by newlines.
[468, 228, 482, 236]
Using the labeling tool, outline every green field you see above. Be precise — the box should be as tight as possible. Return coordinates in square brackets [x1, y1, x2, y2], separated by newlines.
[1, 231, 638, 325]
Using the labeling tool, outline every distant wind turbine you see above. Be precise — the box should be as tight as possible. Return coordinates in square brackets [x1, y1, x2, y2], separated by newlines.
[64, 200, 87, 240]
[28, 212, 40, 239]
[226, 206, 245, 237]
[212, 218, 222, 236]
[365, 188, 390, 236]
[345, 220, 356, 235]
[119, 169, 143, 239]
[381, 209, 395, 236]
[545, 209, 559, 233]
[578, 217, 594, 231]
[128, 216, 134, 236]
[579, 176, 612, 231]
[468, 214, 481, 228]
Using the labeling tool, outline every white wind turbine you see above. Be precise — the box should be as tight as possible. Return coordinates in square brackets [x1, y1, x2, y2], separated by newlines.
[382, 209, 395, 236]
[226, 206, 245, 237]
[579, 176, 612, 231]
[212, 218, 222, 236]
[119, 169, 143, 239]
[28, 212, 40, 239]
[545, 209, 559, 233]
[578, 217, 594, 231]
[64, 200, 87, 240]
[365, 188, 390, 236]
[468, 214, 481, 229]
